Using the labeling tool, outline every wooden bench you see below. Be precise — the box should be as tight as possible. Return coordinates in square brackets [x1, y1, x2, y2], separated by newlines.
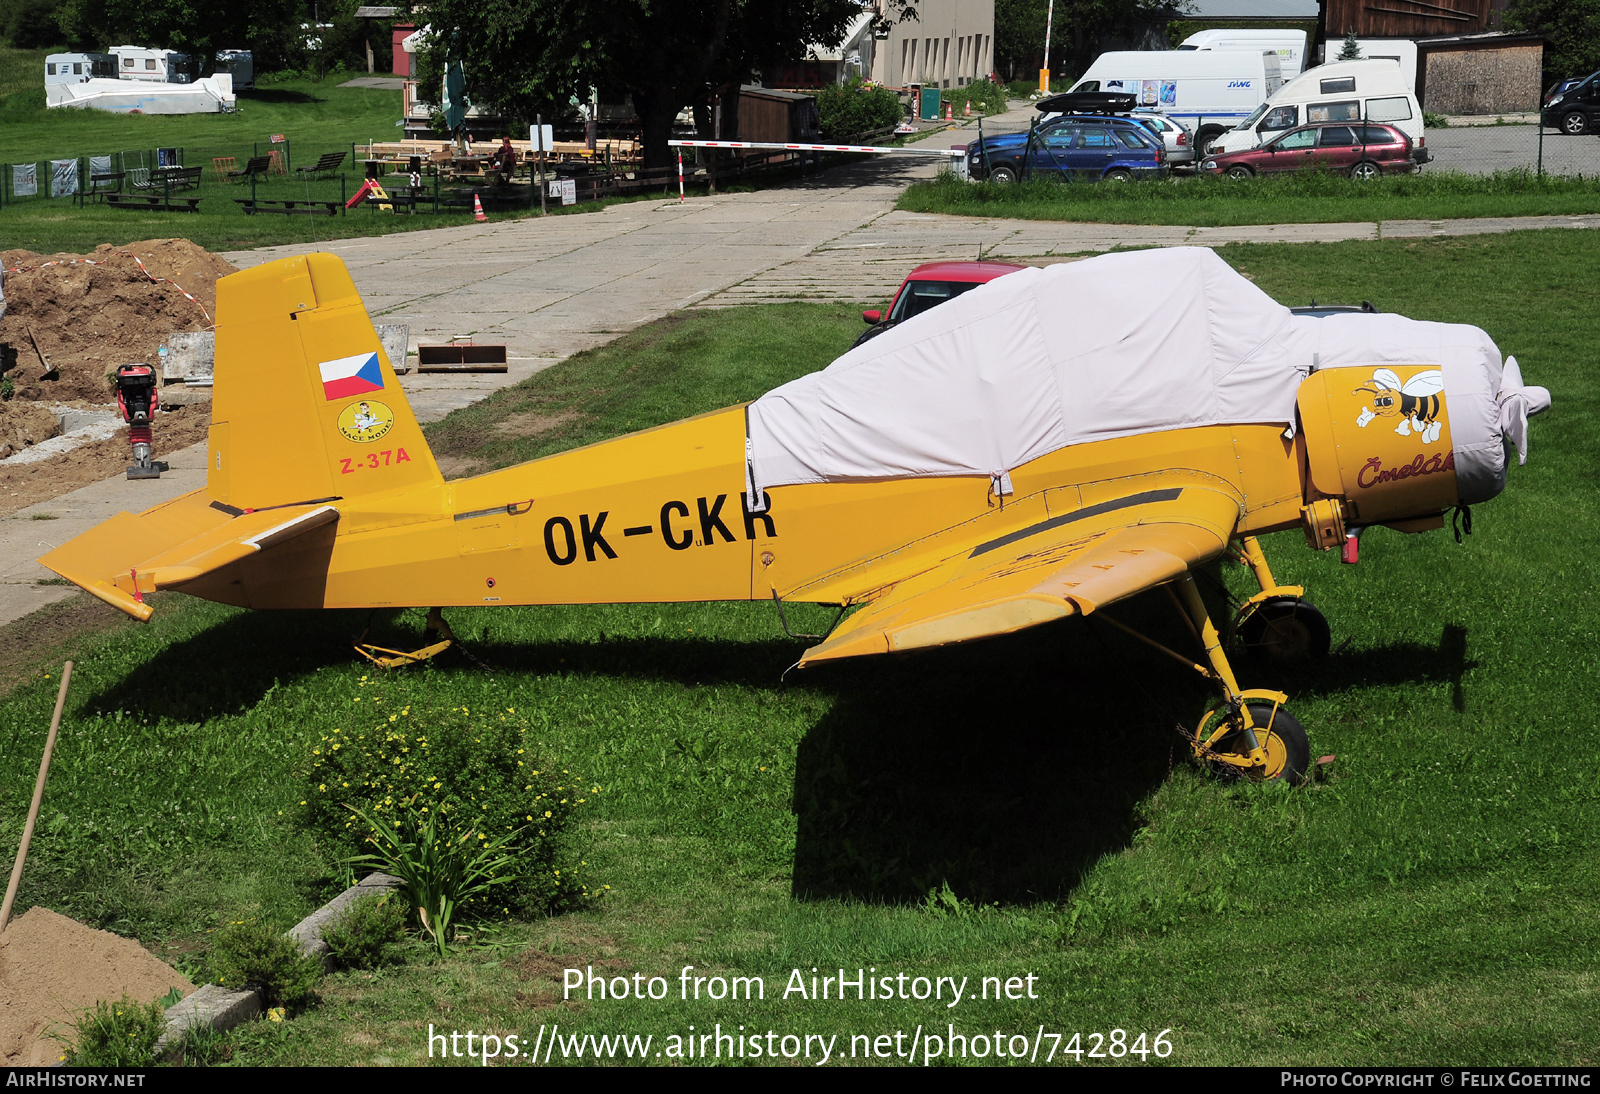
[235, 198, 341, 216]
[157, 165, 203, 190]
[105, 194, 201, 212]
[78, 171, 125, 205]
[227, 155, 271, 182]
[296, 151, 346, 178]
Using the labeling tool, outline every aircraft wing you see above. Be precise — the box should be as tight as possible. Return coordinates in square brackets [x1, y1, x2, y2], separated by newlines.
[798, 485, 1241, 666]
[39, 492, 339, 621]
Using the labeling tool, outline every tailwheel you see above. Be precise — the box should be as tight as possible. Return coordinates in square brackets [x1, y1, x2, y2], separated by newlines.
[1193, 701, 1310, 785]
[354, 607, 461, 669]
[1237, 598, 1330, 664]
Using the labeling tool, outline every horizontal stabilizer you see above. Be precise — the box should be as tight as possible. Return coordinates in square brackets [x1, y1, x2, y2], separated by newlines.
[40, 492, 340, 620]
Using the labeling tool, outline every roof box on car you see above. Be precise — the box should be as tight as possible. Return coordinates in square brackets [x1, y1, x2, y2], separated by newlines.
[1036, 92, 1137, 114]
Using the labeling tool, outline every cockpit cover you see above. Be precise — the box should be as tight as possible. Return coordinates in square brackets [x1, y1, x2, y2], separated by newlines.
[747, 247, 1308, 494]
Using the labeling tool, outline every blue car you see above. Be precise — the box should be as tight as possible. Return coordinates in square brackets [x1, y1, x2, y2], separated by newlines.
[967, 115, 1167, 183]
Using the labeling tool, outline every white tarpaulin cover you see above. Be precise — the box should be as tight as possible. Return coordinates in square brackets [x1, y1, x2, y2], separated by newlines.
[748, 248, 1309, 497]
[746, 247, 1545, 506]
[46, 76, 235, 114]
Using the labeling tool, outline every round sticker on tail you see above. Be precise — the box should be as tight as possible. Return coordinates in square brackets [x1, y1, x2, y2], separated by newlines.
[338, 400, 395, 443]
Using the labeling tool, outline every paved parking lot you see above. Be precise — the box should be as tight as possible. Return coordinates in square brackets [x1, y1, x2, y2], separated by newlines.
[1424, 124, 1600, 176]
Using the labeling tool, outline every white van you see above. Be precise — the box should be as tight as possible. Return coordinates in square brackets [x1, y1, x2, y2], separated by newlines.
[1066, 50, 1284, 150]
[1179, 29, 1307, 80]
[1342, 39, 1418, 91]
[45, 53, 117, 85]
[1209, 60, 1423, 155]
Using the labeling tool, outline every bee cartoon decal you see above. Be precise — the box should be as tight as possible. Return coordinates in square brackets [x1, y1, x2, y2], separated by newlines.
[1353, 368, 1445, 444]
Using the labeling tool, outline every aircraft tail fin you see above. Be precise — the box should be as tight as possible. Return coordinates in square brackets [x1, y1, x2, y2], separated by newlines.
[207, 253, 441, 510]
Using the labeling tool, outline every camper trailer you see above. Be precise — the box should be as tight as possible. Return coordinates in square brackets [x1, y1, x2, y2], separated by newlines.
[1341, 39, 1418, 91]
[1065, 50, 1284, 153]
[45, 53, 117, 85]
[1178, 29, 1307, 80]
[1207, 59, 1424, 156]
[215, 50, 254, 90]
[111, 46, 198, 83]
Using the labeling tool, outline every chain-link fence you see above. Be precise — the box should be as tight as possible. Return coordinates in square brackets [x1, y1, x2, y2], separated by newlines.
[1182, 109, 1599, 178]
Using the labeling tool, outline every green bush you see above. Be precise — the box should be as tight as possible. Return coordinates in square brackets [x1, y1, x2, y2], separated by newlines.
[322, 892, 409, 968]
[210, 920, 322, 1010]
[56, 996, 166, 1066]
[301, 698, 596, 918]
[817, 78, 904, 140]
[943, 79, 1010, 116]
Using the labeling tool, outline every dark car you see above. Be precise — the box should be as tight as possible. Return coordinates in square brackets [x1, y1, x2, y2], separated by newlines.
[1541, 70, 1600, 134]
[967, 115, 1167, 183]
[853, 260, 1027, 348]
[1200, 122, 1422, 179]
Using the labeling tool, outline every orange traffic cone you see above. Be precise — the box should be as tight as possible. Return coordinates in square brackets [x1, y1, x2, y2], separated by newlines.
[964, 100, 972, 117]
[944, 102, 953, 121]
[473, 193, 488, 222]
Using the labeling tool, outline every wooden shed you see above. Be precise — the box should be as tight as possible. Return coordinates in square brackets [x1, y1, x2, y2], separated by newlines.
[1416, 32, 1543, 114]
[734, 85, 821, 143]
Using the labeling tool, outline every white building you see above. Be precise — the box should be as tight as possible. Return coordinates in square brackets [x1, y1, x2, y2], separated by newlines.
[871, 0, 996, 88]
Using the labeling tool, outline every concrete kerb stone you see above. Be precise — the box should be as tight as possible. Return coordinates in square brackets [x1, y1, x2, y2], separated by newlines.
[154, 871, 405, 1057]
[289, 871, 405, 965]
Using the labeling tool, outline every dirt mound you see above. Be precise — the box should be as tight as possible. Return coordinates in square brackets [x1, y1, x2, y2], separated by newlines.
[0, 404, 210, 519]
[0, 906, 193, 1066]
[0, 403, 61, 459]
[0, 239, 235, 403]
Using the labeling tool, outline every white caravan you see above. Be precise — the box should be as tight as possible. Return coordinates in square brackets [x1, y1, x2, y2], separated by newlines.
[111, 46, 197, 83]
[44, 53, 117, 85]
[1066, 50, 1284, 151]
[1208, 59, 1424, 155]
[1179, 29, 1307, 79]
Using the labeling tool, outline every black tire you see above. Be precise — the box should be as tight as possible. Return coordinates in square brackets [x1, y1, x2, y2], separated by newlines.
[1561, 111, 1588, 135]
[1195, 125, 1227, 156]
[1104, 168, 1133, 182]
[1238, 598, 1331, 663]
[989, 164, 1019, 184]
[1225, 164, 1253, 179]
[1209, 704, 1312, 785]
[1348, 160, 1381, 180]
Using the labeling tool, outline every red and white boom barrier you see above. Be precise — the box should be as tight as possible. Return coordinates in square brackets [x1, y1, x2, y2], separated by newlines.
[668, 139, 965, 157]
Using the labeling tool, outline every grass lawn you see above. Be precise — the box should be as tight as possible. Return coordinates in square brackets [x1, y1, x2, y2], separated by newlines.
[1, 232, 1597, 1066]
[900, 171, 1600, 226]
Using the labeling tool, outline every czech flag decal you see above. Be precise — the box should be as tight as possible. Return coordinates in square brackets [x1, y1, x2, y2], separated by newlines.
[318, 352, 385, 401]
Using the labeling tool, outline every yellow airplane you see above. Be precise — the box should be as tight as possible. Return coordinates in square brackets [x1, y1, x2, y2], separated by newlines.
[40, 249, 1549, 785]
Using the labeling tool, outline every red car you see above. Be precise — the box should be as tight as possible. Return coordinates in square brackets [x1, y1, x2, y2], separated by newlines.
[1200, 122, 1422, 180]
[855, 260, 1028, 348]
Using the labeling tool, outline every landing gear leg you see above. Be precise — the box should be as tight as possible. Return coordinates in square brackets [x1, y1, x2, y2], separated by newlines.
[1230, 536, 1330, 663]
[1173, 573, 1309, 784]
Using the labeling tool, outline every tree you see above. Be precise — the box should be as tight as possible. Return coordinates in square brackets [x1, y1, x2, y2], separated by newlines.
[1336, 31, 1362, 60]
[994, 0, 1179, 84]
[408, 0, 912, 168]
[1503, 0, 1600, 80]
[55, 0, 312, 73]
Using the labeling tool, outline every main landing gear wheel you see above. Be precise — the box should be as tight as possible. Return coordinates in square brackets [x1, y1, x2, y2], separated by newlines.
[1201, 703, 1311, 785]
[1238, 598, 1331, 664]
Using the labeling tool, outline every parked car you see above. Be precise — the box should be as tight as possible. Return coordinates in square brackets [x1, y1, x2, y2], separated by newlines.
[1208, 60, 1424, 157]
[1200, 122, 1422, 179]
[967, 115, 1167, 184]
[854, 261, 1028, 348]
[1541, 71, 1600, 134]
[1131, 110, 1194, 166]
